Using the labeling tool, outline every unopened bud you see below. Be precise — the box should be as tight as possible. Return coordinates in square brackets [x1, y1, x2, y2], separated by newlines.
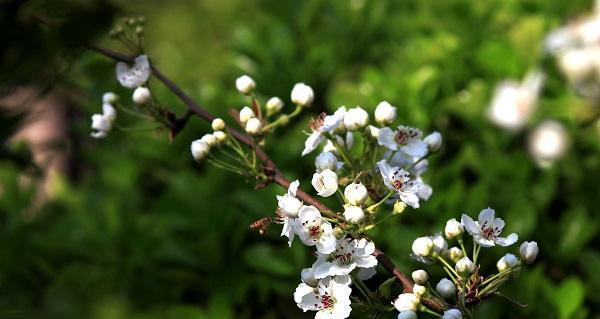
[211, 118, 226, 131]
[393, 200, 407, 215]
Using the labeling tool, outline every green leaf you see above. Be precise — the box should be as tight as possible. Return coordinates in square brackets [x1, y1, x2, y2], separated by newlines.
[550, 277, 586, 319]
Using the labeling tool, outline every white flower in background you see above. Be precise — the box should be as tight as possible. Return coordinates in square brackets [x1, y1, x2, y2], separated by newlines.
[378, 125, 428, 157]
[296, 205, 337, 254]
[412, 237, 434, 257]
[431, 233, 448, 255]
[528, 120, 568, 167]
[343, 106, 369, 130]
[378, 160, 423, 208]
[266, 96, 284, 114]
[436, 278, 456, 299]
[544, 4, 600, 54]
[276, 180, 303, 246]
[291, 82, 315, 107]
[302, 107, 346, 156]
[102, 92, 118, 104]
[102, 103, 117, 122]
[445, 218, 464, 239]
[519, 241, 539, 264]
[424, 131, 442, 152]
[301, 267, 319, 287]
[311, 169, 338, 197]
[132, 86, 151, 105]
[557, 48, 600, 82]
[315, 152, 342, 172]
[487, 71, 544, 131]
[357, 266, 377, 281]
[398, 311, 418, 319]
[413, 284, 426, 298]
[235, 75, 256, 94]
[190, 140, 210, 161]
[448, 247, 464, 263]
[200, 133, 218, 147]
[239, 106, 256, 124]
[213, 130, 227, 142]
[245, 118, 262, 135]
[211, 118, 225, 131]
[455, 257, 475, 276]
[412, 269, 429, 285]
[344, 182, 368, 206]
[461, 208, 518, 247]
[91, 103, 117, 139]
[294, 275, 352, 319]
[343, 205, 365, 223]
[497, 253, 520, 272]
[313, 238, 377, 278]
[442, 309, 463, 319]
[367, 125, 380, 138]
[374, 101, 396, 125]
[393, 293, 420, 312]
[116, 55, 150, 89]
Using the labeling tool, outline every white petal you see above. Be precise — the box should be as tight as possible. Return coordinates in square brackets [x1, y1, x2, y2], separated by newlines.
[478, 208, 495, 226]
[298, 205, 321, 223]
[302, 132, 325, 156]
[116, 55, 151, 89]
[399, 192, 420, 209]
[377, 127, 398, 150]
[401, 140, 428, 158]
[317, 233, 337, 254]
[474, 236, 495, 248]
[461, 214, 480, 236]
[288, 180, 300, 197]
[294, 283, 318, 310]
[495, 233, 518, 246]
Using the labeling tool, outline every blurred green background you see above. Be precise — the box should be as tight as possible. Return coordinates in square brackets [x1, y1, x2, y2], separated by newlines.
[1, 0, 599, 318]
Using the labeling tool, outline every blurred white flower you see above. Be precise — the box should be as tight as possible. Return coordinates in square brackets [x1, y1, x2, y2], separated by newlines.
[497, 253, 520, 272]
[291, 82, 314, 107]
[315, 152, 342, 172]
[266, 96, 284, 114]
[519, 241, 539, 264]
[102, 92, 118, 104]
[412, 237, 434, 257]
[343, 106, 369, 130]
[235, 75, 256, 94]
[91, 103, 117, 139]
[294, 275, 352, 319]
[413, 284, 426, 298]
[200, 133, 218, 147]
[442, 309, 463, 319]
[374, 101, 396, 125]
[461, 208, 518, 247]
[213, 130, 227, 142]
[245, 118, 262, 135]
[455, 257, 475, 276]
[313, 237, 377, 278]
[424, 131, 442, 152]
[528, 120, 568, 167]
[132, 87, 151, 105]
[448, 247, 464, 264]
[239, 106, 256, 124]
[116, 55, 151, 89]
[436, 278, 456, 299]
[357, 266, 377, 281]
[311, 169, 338, 197]
[211, 118, 225, 131]
[190, 140, 210, 161]
[412, 269, 429, 285]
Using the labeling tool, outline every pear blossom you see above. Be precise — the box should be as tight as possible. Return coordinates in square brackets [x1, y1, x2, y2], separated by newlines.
[412, 270, 429, 285]
[294, 275, 352, 319]
[200, 133, 218, 147]
[374, 101, 396, 125]
[343, 205, 365, 223]
[377, 126, 428, 157]
[132, 86, 151, 104]
[245, 117, 262, 135]
[211, 118, 225, 131]
[116, 55, 151, 88]
[91, 103, 117, 138]
[387, 151, 433, 201]
[313, 237, 377, 278]
[239, 106, 255, 124]
[436, 278, 456, 299]
[213, 130, 227, 142]
[266, 96, 284, 114]
[528, 120, 568, 167]
[235, 75, 255, 94]
[393, 293, 420, 312]
[448, 247, 464, 263]
[424, 131, 442, 152]
[412, 237, 434, 257]
[311, 169, 338, 197]
[367, 125, 380, 138]
[455, 257, 475, 276]
[302, 107, 346, 156]
[301, 267, 319, 287]
[445, 218, 464, 239]
[295, 205, 337, 254]
[461, 208, 518, 247]
[102, 103, 117, 122]
[377, 160, 423, 208]
[343, 106, 369, 130]
[315, 152, 342, 172]
[276, 180, 303, 246]
[190, 140, 210, 161]
[291, 82, 314, 107]
[398, 311, 418, 319]
[344, 182, 368, 206]
[519, 241, 539, 264]
[102, 92, 118, 104]
[413, 284, 426, 298]
[431, 233, 448, 255]
[442, 309, 463, 319]
[497, 253, 519, 272]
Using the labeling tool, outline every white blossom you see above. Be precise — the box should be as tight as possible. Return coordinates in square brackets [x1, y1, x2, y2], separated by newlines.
[519, 241, 539, 264]
[448, 247, 464, 263]
[301, 267, 319, 287]
[367, 125, 380, 138]
[313, 237, 377, 278]
[291, 82, 314, 107]
[374, 101, 396, 125]
[91, 103, 117, 139]
[343, 205, 365, 223]
[213, 130, 227, 142]
[424, 131, 442, 152]
[294, 275, 352, 319]
[102, 103, 117, 123]
[497, 253, 519, 272]
[266, 96, 284, 114]
[442, 309, 463, 319]
[357, 266, 377, 281]
[461, 208, 518, 247]
[116, 55, 151, 89]
[411, 270, 429, 285]
[276, 180, 303, 246]
[200, 133, 218, 147]
[239, 106, 256, 124]
[296, 205, 337, 254]
[431, 233, 448, 255]
[436, 278, 456, 299]
[412, 237, 434, 257]
[343, 106, 369, 130]
[245, 118, 262, 135]
[344, 182, 368, 206]
[302, 107, 346, 156]
[190, 140, 210, 161]
[455, 257, 475, 276]
[528, 120, 568, 167]
[445, 218, 464, 239]
[377, 160, 423, 208]
[235, 75, 256, 94]
[102, 92, 118, 104]
[413, 284, 426, 298]
[211, 118, 225, 131]
[315, 152, 342, 172]
[398, 311, 418, 319]
[311, 169, 338, 197]
[377, 126, 428, 157]
[132, 86, 151, 104]
[393, 293, 420, 312]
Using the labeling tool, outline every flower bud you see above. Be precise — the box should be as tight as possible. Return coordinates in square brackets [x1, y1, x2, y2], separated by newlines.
[393, 200, 407, 215]
[497, 253, 519, 272]
[436, 278, 456, 299]
[343, 106, 369, 130]
[213, 130, 227, 142]
[132, 86, 151, 105]
[412, 284, 426, 298]
[367, 125, 380, 138]
[374, 101, 396, 125]
[245, 118, 262, 135]
[393, 293, 420, 312]
[412, 269, 429, 285]
[398, 311, 417, 319]
[444, 218, 464, 239]
[190, 140, 210, 161]
[291, 82, 314, 107]
[448, 247, 464, 264]
[519, 241, 539, 264]
[277, 114, 289, 126]
[344, 182, 368, 206]
[311, 169, 338, 197]
[301, 267, 318, 287]
[235, 75, 255, 94]
[424, 131, 443, 152]
[102, 92, 119, 104]
[323, 139, 338, 153]
[211, 118, 225, 131]
[200, 133, 218, 147]
[239, 106, 256, 124]
[412, 237, 434, 257]
[266, 96, 284, 114]
[431, 233, 448, 255]
[343, 205, 365, 223]
[442, 309, 463, 319]
[315, 152, 339, 172]
[455, 257, 475, 277]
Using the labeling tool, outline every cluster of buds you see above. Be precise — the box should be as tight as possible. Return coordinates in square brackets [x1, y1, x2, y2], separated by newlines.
[190, 118, 228, 161]
[91, 92, 118, 138]
[108, 16, 146, 53]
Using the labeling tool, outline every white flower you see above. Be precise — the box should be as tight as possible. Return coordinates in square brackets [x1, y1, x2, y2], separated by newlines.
[102, 92, 118, 104]
[190, 140, 210, 161]
[276, 180, 303, 246]
[461, 208, 518, 247]
[411, 270, 429, 285]
[412, 237, 433, 257]
[323, 139, 338, 153]
[455, 257, 475, 276]
[519, 241, 539, 264]
[343, 106, 369, 130]
[377, 126, 428, 157]
[357, 266, 377, 281]
[294, 275, 352, 319]
[102, 103, 117, 123]
[315, 152, 342, 172]
[374, 101, 396, 125]
[116, 55, 151, 89]
[343, 205, 365, 223]
[211, 118, 225, 131]
[448, 247, 464, 263]
[245, 118, 262, 135]
[200, 133, 218, 147]
[413, 284, 426, 298]
[344, 183, 368, 206]
[424, 131, 442, 152]
[436, 278, 456, 299]
[301, 267, 319, 287]
[91, 103, 117, 139]
[302, 107, 346, 156]
[398, 311, 418, 319]
[431, 233, 448, 254]
[311, 169, 338, 197]
[239, 106, 256, 124]
[497, 253, 519, 272]
[393, 293, 420, 312]
[132, 86, 151, 105]
[528, 120, 568, 167]
[296, 205, 337, 254]
[266, 96, 284, 114]
[291, 82, 314, 107]
[445, 218, 464, 239]
[235, 75, 256, 94]
[313, 237, 377, 278]
[377, 160, 423, 208]
[213, 130, 227, 142]
[367, 125, 380, 138]
[442, 309, 463, 319]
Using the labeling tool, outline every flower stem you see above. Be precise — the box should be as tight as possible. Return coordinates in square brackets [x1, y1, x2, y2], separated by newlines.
[366, 190, 395, 212]
[437, 256, 461, 280]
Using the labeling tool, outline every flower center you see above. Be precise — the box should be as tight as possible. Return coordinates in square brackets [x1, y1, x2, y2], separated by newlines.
[480, 221, 499, 240]
[320, 293, 335, 309]
[331, 251, 354, 265]
[395, 128, 418, 145]
[391, 169, 409, 190]
[309, 113, 327, 132]
[309, 225, 322, 239]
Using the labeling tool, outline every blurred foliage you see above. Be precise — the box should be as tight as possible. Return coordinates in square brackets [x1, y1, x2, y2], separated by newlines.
[0, 0, 599, 318]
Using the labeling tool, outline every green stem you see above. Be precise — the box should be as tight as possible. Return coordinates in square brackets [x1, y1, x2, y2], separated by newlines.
[366, 190, 395, 212]
[458, 237, 468, 257]
[437, 256, 461, 280]
[420, 306, 442, 317]
[472, 242, 481, 265]
[262, 105, 302, 132]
